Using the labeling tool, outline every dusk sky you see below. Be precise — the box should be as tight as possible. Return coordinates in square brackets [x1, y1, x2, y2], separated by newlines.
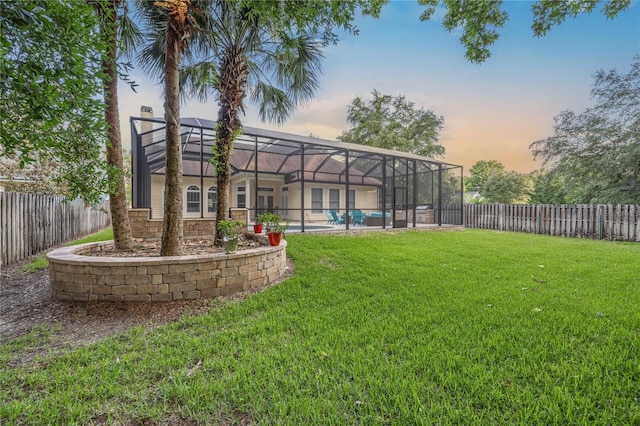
[119, 0, 640, 175]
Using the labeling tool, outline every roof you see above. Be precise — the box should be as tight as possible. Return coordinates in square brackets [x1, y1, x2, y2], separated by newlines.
[135, 116, 462, 177]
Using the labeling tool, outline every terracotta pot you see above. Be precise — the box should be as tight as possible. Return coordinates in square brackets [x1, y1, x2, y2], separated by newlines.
[267, 232, 282, 246]
[253, 224, 263, 234]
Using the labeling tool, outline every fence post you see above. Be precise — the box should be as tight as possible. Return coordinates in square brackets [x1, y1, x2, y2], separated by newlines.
[598, 205, 603, 240]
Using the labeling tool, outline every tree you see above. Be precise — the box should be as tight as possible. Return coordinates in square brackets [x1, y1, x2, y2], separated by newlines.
[464, 160, 532, 203]
[92, 0, 138, 251]
[338, 91, 445, 158]
[482, 171, 533, 204]
[417, 0, 634, 63]
[1, 0, 114, 204]
[136, 0, 386, 250]
[175, 1, 325, 245]
[465, 160, 505, 193]
[140, 0, 200, 256]
[0, 154, 62, 194]
[530, 57, 640, 203]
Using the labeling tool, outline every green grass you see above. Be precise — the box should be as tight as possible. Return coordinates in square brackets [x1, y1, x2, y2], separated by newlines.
[65, 227, 113, 246]
[21, 227, 113, 272]
[2, 229, 639, 424]
[20, 253, 49, 272]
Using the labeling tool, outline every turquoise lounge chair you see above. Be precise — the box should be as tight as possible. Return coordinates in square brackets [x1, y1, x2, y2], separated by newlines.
[351, 209, 366, 226]
[331, 210, 344, 225]
[325, 210, 334, 224]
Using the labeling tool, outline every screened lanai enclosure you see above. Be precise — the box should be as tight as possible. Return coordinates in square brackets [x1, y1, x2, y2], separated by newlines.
[131, 113, 463, 232]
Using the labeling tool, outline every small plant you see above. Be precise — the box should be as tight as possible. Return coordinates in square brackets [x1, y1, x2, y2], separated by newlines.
[260, 213, 290, 233]
[255, 213, 267, 225]
[22, 254, 49, 272]
[217, 220, 245, 238]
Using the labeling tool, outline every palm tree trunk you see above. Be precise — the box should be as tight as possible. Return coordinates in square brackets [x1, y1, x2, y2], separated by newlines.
[160, 17, 184, 256]
[98, 0, 133, 251]
[214, 118, 233, 244]
[215, 46, 247, 245]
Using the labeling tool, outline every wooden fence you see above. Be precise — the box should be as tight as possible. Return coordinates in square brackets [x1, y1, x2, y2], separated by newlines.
[464, 204, 640, 242]
[0, 192, 111, 267]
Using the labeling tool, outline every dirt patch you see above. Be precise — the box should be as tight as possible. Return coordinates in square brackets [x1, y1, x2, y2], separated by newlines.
[0, 243, 292, 366]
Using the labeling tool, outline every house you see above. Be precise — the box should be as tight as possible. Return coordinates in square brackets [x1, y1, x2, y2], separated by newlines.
[131, 108, 464, 229]
[464, 191, 484, 204]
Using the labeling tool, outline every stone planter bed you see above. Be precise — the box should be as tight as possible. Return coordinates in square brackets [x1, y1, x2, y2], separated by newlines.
[47, 235, 287, 302]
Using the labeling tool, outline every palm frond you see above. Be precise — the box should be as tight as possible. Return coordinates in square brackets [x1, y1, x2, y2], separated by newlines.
[275, 34, 323, 105]
[117, 6, 143, 60]
[135, 0, 209, 85]
[251, 81, 293, 125]
[181, 60, 218, 102]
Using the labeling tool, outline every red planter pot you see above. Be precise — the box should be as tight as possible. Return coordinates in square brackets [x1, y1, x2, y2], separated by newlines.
[267, 232, 282, 246]
[253, 224, 263, 234]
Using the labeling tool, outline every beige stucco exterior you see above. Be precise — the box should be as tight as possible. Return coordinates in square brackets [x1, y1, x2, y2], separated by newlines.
[149, 173, 380, 223]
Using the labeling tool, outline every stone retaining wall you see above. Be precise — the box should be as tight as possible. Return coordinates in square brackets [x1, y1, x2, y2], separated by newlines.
[128, 208, 248, 239]
[129, 209, 216, 240]
[48, 236, 287, 302]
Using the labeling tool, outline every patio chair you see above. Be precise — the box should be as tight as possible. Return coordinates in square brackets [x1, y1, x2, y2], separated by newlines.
[351, 209, 366, 226]
[325, 210, 335, 224]
[331, 210, 345, 225]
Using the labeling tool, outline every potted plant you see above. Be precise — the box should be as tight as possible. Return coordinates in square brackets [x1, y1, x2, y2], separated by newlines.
[253, 213, 266, 234]
[261, 212, 289, 246]
[217, 219, 244, 253]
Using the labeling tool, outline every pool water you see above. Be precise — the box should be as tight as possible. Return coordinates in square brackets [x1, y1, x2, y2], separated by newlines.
[286, 225, 335, 232]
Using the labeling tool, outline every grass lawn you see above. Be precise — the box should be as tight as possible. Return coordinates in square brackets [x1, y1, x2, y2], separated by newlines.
[21, 227, 114, 272]
[2, 229, 639, 424]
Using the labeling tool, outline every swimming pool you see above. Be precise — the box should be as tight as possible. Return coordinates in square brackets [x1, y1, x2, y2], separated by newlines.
[286, 225, 335, 232]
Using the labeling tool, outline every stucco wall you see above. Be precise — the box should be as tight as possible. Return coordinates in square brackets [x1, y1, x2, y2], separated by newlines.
[149, 174, 380, 223]
[150, 175, 218, 219]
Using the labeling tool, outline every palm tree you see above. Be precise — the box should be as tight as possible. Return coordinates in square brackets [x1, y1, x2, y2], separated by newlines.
[92, 0, 141, 252]
[139, 0, 200, 256]
[183, 1, 324, 244]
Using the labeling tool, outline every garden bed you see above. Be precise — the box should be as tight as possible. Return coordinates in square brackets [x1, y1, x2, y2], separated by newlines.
[47, 234, 287, 302]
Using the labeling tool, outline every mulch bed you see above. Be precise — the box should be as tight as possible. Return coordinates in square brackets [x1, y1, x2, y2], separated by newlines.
[89, 235, 265, 257]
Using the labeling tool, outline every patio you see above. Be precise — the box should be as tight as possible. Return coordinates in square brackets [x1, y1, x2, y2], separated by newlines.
[130, 109, 464, 232]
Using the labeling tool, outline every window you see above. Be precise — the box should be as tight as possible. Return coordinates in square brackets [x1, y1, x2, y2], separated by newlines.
[329, 189, 340, 210]
[237, 186, 246, 208]
[349, 189, 356, 210]
[311, 188, 323, 213]
[207, 186, 217, 213]
[186, 185, 200, 213]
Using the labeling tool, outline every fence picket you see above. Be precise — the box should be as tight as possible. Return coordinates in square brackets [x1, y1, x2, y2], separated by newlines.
[0, 193, 111, 266]
[464, 203, 640, 242]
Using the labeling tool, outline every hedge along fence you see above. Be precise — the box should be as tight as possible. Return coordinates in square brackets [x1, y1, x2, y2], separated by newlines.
[464, 203, 640, 242]
[0, 192, 111, 267]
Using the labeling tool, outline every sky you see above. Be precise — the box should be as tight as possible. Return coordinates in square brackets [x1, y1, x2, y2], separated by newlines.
[118, 0, 640, 175]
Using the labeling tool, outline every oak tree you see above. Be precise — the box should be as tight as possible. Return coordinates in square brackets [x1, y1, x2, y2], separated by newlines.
[530, 57, 640, 203]
[338, 91, 445, 158]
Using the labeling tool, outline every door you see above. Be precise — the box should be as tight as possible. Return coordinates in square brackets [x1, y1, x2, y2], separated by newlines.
[393, 186, 407, 228]
[257, 188, 275, 213]
[281, 194, 288, 219]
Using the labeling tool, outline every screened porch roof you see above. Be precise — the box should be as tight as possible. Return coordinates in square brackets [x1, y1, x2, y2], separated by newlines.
[136, 116, 462, 182]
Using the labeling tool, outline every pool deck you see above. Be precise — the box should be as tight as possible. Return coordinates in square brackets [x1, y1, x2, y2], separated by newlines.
[277, 222, 464, 234]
